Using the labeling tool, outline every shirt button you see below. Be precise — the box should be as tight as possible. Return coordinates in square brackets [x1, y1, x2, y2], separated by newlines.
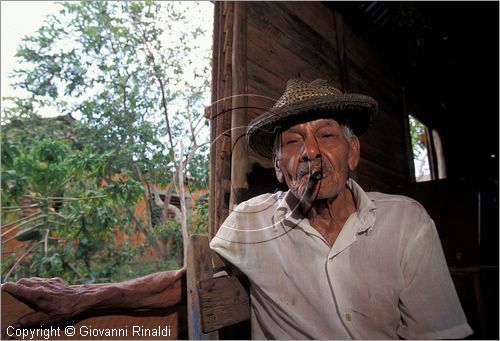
[345, 313, 352, 322]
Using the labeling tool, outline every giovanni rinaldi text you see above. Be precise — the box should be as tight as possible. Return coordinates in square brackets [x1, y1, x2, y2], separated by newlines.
[6, 325, 172, 339]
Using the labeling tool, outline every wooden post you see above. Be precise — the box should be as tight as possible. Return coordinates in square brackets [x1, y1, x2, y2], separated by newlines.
[209, 2, 222, 238]
[186, 235, 250, 337]
[230, 1, 249, 209]
[211, 3, 234, 236]
[209, 2, 234, 237]
[424, 125, 437, 180]
[333, 11, 350, 92]
[187, 235, 218, 340]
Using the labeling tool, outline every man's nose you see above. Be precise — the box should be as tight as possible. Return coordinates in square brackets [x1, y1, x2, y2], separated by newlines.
[300, 136, 321, 161]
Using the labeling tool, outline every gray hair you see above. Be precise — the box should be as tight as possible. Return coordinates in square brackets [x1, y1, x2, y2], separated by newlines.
[272, 124, 355, 156]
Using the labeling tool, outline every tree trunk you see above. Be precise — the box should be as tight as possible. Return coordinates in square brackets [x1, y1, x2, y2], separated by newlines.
[178, 142, 189, 267]
[133, 163, 153, 233]
[152, 185, 182, 259]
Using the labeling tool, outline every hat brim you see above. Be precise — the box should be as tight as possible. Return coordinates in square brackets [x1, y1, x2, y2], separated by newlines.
[246, 94, 377, 159]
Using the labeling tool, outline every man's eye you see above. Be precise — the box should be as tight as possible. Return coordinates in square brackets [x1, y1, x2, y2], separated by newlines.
[321, 133, 334, 139]
[285, 139, 297, 145]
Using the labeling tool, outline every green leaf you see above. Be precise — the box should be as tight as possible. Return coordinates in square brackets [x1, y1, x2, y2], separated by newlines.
[15, 228, 42, 242]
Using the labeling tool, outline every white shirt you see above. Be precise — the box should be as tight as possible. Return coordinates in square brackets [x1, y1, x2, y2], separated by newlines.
[210, 179, 473, 339]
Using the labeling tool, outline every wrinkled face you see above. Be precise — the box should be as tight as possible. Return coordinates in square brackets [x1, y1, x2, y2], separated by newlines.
[273, 118, 360, 202]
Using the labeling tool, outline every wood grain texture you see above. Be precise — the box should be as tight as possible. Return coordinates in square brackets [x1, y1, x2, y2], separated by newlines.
[1, 291, 186, 340]
[198, 277, 250, 333]
[230, 1, 249, 209]
[187, 235, 218, 340]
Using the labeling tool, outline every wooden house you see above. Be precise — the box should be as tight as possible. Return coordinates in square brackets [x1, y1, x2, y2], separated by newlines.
[2, 2, 497, 339]
[207, 2, 498, 339]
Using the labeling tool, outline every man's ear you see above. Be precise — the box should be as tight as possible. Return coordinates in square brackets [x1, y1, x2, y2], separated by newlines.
[274, 155, 284, 183]
[348, 136, 360, 172]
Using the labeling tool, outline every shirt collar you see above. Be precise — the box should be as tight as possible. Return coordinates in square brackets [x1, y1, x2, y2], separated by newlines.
[272, 190, 303, 230]
[273, 178, 377, 235]
[346, 178, 377, 235]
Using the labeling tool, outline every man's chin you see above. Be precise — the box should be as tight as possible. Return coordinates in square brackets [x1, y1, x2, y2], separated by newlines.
[293, 188, 324, 203]
[305, 186, 340, 202]
[289, 180, 337, 202]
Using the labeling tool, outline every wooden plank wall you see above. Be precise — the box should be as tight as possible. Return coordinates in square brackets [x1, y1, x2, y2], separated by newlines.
[340, 13, 410, 192]
[207, 4, 494, 338]
[209, 2, 412, 235]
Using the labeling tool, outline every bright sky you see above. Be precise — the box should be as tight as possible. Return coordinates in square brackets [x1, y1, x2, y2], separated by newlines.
[1, 1, 61, 104]
[1, 1, 214, 119]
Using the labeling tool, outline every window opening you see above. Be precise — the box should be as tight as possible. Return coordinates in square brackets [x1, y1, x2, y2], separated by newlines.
[409, 115, 432, 182]
[409, 115, 447, 182]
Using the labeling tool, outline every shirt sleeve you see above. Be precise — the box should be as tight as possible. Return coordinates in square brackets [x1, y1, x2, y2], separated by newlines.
[397, 211, 473, 339]
[209, 210, 247, 271]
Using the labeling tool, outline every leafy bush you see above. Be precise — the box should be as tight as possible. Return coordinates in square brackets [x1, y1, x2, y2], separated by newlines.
[1, 1, 212, 284]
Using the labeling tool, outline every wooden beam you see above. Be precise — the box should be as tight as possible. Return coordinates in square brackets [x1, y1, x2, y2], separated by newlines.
[210, 2, 233, 237]
[209, 1, 222, 238]
[230, 1, 249, 209]
[215, 3, 233, 235]
[424, 125, 437, 179]
[1, 291, 187, 340]
[187, 235, 218, 340]
[333, 11, 350, 92]
[198, 277, 250, 333]
[187, 234, 250, 336]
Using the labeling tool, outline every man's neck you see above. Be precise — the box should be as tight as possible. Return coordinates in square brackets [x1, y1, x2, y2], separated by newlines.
[299, 188, 357, 246]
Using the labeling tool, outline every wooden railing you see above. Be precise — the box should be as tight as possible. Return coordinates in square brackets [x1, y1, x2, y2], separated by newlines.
[1, 291, 187, 340]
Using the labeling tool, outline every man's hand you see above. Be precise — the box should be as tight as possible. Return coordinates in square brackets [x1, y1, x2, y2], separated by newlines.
[2, 276, 90, 327]
[2, 267, 186, 327]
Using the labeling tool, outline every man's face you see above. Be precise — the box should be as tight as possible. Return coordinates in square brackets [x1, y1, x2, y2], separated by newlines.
[273, 118, 360, 202]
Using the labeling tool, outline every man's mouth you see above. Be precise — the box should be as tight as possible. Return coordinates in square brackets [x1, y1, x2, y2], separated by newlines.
[297, 163, 325, 181]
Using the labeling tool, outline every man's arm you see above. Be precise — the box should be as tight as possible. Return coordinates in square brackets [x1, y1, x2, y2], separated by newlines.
[1, 267, 186, 327]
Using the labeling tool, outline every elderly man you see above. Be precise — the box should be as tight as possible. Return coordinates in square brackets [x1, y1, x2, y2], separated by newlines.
[210, 79, 473, 339]
[3, 79, 472, 340]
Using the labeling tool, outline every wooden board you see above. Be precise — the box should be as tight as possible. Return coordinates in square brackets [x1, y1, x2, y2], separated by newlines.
[187, 234, 250, 336]
[246, 2, 339, 78]
[187, 235, 218, 340]
[198, 277, 250, 333]
[1, 291, 186, 340]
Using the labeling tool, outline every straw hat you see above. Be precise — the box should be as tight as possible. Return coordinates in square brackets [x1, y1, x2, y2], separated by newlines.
[246, 79, 378, 159]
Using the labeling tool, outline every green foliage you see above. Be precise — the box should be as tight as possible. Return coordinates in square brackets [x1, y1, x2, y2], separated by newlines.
[409, 115, 426, 159]
[152, 218, 184, 260]
[409, 114, 431, 181]
[2, 1, 212, 283]
[187, 144, 209, 189]
[4, 1, 211, 188]
[146, 196, 208, 262]
[190, 196, 209, 235]
[110, 259, 180, 282]
[1, 130, 143, 284]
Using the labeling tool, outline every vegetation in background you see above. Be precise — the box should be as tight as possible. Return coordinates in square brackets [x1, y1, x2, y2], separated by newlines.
[1, 1, 212, 284]
[409, 115, 431, 182]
